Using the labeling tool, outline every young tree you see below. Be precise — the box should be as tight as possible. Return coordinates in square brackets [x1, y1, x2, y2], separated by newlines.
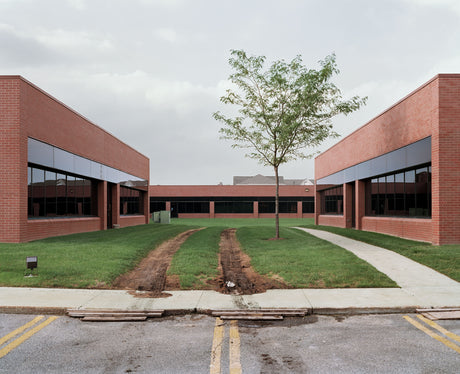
[213, 50, 367, 239]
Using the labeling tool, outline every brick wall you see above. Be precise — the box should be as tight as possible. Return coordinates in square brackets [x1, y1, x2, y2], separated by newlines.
[435, 75, 460, 244]
[0, 78, 23, 242]
[315, 74, 460, 244]
[0, 76, 150, 242]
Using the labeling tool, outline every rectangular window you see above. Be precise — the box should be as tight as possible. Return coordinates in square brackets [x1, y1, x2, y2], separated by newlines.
[28, 165, 95, 218]
[321, 185, 343, 215]
[302, 197, 315, 213]
[214, 201, 253, 214]
[365, 164, 431, 218]
[120, 186, 143, 215]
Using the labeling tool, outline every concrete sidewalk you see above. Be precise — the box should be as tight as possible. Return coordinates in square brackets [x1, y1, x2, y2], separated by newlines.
[1, 228, 459, 315]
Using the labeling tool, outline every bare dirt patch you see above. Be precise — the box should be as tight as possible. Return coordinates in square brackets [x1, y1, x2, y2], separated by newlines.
[216, 228, 290, 295]
[112, 229, 201, 297]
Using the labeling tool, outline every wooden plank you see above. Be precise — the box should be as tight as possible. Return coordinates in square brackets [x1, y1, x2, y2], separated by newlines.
[215, 311, 305, 317]
[220, 315, 283, 321]
[67, 309, 164, 318]
[416, 308, 460, 313]
[421, 311, 460, 320]
[81, 316, 147, 322]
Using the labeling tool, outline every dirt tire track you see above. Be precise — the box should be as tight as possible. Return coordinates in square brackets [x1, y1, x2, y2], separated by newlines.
[112, 229, 201, 296]
[217, 228, 290, 295]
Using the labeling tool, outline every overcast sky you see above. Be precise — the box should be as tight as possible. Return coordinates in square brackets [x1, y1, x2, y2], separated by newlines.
[1, 0, 459, 184]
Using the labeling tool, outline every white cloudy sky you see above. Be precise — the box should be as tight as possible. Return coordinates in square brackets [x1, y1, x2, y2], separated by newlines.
[1, 0, 459, 184]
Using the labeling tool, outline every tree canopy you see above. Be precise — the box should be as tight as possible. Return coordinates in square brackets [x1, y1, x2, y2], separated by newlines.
[213, 49, 367, 238]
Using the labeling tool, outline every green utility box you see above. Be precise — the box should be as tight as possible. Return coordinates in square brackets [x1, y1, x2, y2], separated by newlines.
[159, 210, 171, 224]
[153, 211, 160, 223]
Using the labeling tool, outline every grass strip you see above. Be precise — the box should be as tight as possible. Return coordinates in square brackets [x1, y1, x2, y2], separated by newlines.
[171, 217, 314, 228]
[236, 226, 397, 288]
[167, 227, 223, 289]
[0, 224, 195, 288]
[300, 224, 460, 282]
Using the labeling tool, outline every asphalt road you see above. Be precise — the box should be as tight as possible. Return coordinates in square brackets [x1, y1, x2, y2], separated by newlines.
[0, 313, 459, 373]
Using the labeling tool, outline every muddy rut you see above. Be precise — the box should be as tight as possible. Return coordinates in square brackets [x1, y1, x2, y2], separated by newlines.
[113, 227, 288, 297]
[216, 228, 290, 295]
[112, 228, 201, 296]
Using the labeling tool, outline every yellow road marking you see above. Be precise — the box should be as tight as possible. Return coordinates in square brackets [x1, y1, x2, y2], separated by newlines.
[417, 315, 460, 343]
[210, 317, 225, 374]
[0, 316, 59, 359]
[0, 316, 44, 346]
[404, 316, 460, 354]
[229, 320, 242, 374]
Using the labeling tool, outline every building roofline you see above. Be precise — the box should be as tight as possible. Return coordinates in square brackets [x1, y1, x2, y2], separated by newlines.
[315, 73, 460, 160]
[0, 75, 148, 161]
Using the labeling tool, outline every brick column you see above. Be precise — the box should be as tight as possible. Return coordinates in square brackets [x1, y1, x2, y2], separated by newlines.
[297, 201, 303, 218]
[210, 201, 215, 218]
[98, 181, 107, 230]
[344, 183, 353, 228]
[253, 201, 259, 218]
[356, 180, 366, 230]
[112, 184, 120, 227]
[142, 189, 149, 224]
[314, 185, 320, 225]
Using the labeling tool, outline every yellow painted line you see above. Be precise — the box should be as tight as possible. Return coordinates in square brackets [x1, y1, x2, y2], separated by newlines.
[417, 315, 460, 343]
[404, 316, 460, 354]
[0, 316, 44, 346]
[210, 317, 225, 374]
[0, 316, 59, 359]
[229, 320, 242, 374]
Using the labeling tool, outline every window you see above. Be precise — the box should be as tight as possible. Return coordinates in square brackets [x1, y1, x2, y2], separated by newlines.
[150, 201, 166, 213]
[302, 197, 315, 213]
[365, 164, 431, 217]
[214, 201, 253, 214]
[321, 186, 343, 215]
[28, 165, 96, 218]
[120, 186, 143, 215]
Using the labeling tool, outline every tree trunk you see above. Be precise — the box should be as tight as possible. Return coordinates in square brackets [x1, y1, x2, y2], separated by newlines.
[274, 166, 280, 239]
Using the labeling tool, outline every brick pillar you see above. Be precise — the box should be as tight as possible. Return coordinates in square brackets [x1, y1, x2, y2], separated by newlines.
[314, 185, 320, 225]
[356, 180, 366, 230]
[142, 189, 149, 224]
[0, 78, 25, 242]
[297, 201, 303, 218]
[210, 201, 215, 218]
[253, 201, 259, 218]
[98, 181, 107, 230]
[344, 183, 353, 228]
[165, 201, 171, 211]
[112, 184, 120, 227]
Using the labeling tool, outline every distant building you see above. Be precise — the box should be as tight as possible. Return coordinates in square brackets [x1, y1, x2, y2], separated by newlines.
[233, 174, 314, 186]
[150, 176, 315, 219]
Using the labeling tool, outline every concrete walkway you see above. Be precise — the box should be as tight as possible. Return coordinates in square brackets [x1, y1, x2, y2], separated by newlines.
[295, 227, 460, 308]
[1, 228, 459, 315]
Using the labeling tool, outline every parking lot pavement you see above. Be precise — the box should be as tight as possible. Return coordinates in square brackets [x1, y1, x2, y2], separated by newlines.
[1, 313, 459, 373]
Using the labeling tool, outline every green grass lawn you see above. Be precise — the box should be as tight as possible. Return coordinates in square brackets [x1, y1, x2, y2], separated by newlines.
[171, 217, 314, 228]
[2, 217, 452, 290]
[300, 224, 460, 282]
[167, 226, 223, 289]
[236, 226, 397, 288]
[0, 224, 195, 288]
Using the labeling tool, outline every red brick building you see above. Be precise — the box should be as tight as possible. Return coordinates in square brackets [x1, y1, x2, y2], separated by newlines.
[315, 74, 460, 245]
[0, 76, 149, 242]
[149, 184, 315, 219]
